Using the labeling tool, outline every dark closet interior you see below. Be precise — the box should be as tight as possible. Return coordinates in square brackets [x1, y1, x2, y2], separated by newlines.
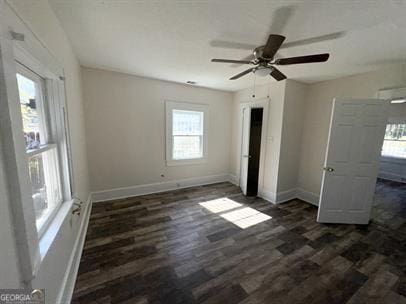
[246, 108, 263, 196]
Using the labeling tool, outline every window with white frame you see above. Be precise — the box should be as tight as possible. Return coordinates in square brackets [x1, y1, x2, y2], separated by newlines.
[381, 123, 406, 159]
[16, 63, 69, 235]
[166, 101, 208, 165]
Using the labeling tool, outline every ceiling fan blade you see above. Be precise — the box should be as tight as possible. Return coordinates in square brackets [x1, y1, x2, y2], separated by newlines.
[280, 32, 345, 49]
[231, 54, 256, 67]
[269, 6, 295, 34]
[211, 59, 252, 64]
[270, 67, 287, 81]
[210, 40, 257, 51]
[275, 53, 329, 65]
[230, 68, 255, 80]
[262, 34, 286, 59]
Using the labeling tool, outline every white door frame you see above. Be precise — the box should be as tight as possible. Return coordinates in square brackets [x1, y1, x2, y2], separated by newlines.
[237, 98, 269, 195]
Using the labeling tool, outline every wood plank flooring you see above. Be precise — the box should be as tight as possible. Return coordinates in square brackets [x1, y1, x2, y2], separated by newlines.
[72, 182, 406, 304]
[372, 178, 406, 229]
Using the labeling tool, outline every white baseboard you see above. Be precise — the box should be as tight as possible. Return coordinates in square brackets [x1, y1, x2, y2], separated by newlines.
[258, 188, 277, 204]
[228, 174, 239, 186]
[91, 173, 321, 205]
[91, 174, 232, 203]
[296, 188, 320, 206]
[259, 188, 300, 204]
[275, 188, 298, 204]
[378, 172, 406, 183]
[56, 194, 93, 304]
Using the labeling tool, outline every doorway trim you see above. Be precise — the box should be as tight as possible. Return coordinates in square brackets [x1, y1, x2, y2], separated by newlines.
[237, 98, 269, 196]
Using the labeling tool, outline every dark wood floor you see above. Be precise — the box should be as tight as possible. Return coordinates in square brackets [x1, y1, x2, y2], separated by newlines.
[372, 178, 406, 229]
[72, 182, 406, 304]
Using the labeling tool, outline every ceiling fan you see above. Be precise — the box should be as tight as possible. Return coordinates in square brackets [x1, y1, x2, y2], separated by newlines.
[211, 34, 329, 81]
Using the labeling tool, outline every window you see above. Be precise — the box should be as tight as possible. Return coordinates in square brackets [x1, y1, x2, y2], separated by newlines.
[166, 101, 208, 165]
[173, 110, 203, 160]
[381, 124, 406, 159]
[16, 64, 67, 235]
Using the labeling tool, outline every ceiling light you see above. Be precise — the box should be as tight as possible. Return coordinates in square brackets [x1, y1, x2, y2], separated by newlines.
[186, 81, 196, 85]
[391, 98, 406, 104]
[255, 67, 271, 77]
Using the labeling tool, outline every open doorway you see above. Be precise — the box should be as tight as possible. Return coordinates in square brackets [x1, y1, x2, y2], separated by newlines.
[371, 96, 406, 229]
[239, 99, 268, 197]
[246, 108, 263, 196]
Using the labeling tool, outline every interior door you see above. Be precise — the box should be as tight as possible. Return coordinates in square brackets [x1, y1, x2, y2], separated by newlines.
[317, 98, 389, 224]
[240, 106, 251, 195]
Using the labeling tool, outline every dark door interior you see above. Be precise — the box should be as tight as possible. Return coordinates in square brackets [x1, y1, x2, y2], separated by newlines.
[246, 108, 263, 196]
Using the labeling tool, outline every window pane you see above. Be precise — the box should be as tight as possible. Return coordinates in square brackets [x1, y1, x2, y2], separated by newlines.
[16, 73, 46, 150]
[173, 135, 202, 159]
[29, 148, 62, 229]
[382, 124, 406, 158]
[173, 110, 203, 135]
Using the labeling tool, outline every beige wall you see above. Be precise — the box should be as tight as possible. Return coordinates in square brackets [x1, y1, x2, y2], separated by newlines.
[277, 80, 306, 193]
[387, 103, 406, 124]
[82, 67, 233, 192]
[298, 65, 406, 197]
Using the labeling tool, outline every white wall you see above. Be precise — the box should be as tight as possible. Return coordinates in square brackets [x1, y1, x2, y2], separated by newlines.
[0, 134, 21, 287]
[277, 80, 306, 193]
[1, 1, 90, 303]
[298, 65, 406, 200]
[82, 67, 233, 193]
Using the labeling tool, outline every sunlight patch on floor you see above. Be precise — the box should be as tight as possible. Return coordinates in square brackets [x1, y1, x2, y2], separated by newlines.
[199, 198, 271, 229]
[199, 198, 242, 213]
[220, 207, 271, 229]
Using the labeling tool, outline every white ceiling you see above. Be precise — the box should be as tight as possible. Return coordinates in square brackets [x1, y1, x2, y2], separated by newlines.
[49, 0, 406, 92]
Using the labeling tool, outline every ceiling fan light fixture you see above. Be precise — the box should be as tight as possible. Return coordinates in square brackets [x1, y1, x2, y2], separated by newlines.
[255, 67, 272, 77]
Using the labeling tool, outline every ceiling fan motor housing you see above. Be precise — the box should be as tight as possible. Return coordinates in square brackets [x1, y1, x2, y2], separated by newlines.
[253, 46, 265, 60]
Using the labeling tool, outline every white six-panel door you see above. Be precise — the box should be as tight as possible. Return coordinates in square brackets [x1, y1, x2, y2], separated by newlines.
[317, 98, 389, 224]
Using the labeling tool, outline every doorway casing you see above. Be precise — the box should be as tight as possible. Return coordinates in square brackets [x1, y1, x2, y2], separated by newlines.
[237, 98, 269, 197]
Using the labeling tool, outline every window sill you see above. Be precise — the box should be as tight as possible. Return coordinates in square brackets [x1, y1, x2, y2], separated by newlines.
[166, 157, 207, 166]
[38, 199, 74, 264]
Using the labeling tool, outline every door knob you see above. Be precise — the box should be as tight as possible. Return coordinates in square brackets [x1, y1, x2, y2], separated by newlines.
[323, 167, 335, 172]
[243, 155, 252, 158]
